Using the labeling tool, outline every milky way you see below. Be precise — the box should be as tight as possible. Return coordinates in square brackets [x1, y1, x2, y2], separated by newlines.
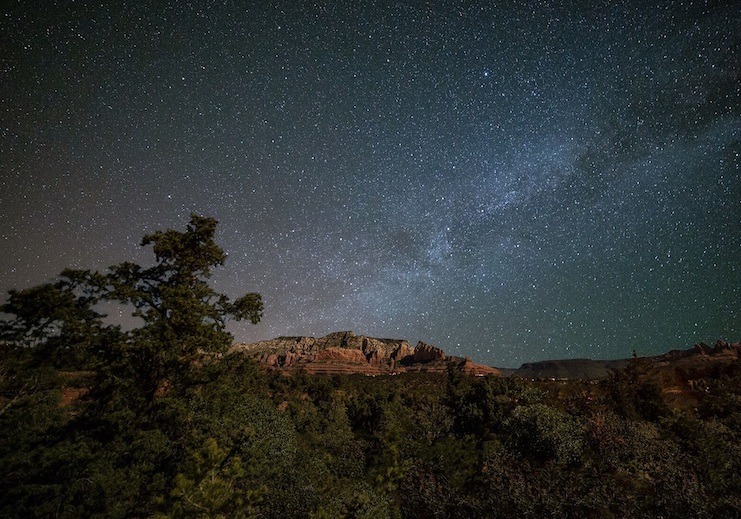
[1, 1, 739, 366]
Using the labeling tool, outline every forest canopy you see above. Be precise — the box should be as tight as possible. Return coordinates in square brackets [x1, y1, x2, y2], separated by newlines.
[1, 215, 739, 518]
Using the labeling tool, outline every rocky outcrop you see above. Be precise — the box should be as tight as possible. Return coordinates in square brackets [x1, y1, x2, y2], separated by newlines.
[232, 331, 415, 374]
[656, 340, 741, 364]
[413, 341, 447, 362]
[315, 347, 367, 364]
[390, 342, 415, 366]
[231, 331, 501, 377]
[461, 356, 502, 377]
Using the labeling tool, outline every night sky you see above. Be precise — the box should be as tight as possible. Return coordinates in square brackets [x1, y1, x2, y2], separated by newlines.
[2, 1, 739, 367]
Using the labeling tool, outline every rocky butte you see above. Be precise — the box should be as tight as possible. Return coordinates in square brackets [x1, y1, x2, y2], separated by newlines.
[231, 331, 501, 377]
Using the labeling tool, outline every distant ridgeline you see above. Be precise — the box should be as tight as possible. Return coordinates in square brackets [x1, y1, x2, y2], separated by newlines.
[509, 339, 741, 380]
[233, 333, 741, 381]
[231, 330, 501, 376]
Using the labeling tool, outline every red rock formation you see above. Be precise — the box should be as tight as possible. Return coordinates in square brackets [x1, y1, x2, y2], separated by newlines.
[231, 332, 501, 377]
[413, 341, 447, 363]
[657, 340, 740, 364]
[315, 347, 367, 364]
[366, 349, 384, 367]
[461, 356, 501, 377]
[391, 342, 415, 365]
[693, 343, 712, 355]
[712, 340, 740, 356]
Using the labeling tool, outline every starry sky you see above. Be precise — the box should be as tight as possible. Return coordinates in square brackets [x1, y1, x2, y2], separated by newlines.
[1, 0, 739, 367]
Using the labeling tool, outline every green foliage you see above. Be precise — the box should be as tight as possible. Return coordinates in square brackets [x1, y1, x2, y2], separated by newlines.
[101, 214, 263, 397]
[509, 403, 584, 465]
[1, 283, 82, 347]
[445, 368, 545, 440]
[165, 437, 263, 519]
[2, 215, 741, 517]
[697, 361, 741, 431]
[309, 482, 394, 519]
[0, 271, 117, 369]
[605, 357, 670, 421]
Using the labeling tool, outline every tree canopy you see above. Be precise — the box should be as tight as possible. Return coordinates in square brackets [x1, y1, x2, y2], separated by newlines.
[1, 215, 740, 518]
[1, 214, 262, 392]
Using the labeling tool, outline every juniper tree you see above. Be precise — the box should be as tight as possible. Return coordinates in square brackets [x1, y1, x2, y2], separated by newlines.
[1, 214, 263, 395]
[101, 214, 263, 396]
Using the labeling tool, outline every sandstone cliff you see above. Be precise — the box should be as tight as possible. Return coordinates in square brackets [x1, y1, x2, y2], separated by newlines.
[231, 331, 501, 376]
[656, 339, 741, 363]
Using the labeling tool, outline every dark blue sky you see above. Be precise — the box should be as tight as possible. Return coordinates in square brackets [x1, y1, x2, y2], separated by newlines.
[2, 0, 738, 366]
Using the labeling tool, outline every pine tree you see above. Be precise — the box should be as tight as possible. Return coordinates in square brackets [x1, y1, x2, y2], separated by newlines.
[102, 214, 263, 397]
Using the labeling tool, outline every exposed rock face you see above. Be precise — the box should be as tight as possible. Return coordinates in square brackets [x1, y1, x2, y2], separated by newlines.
[232, 331, 415, 374]
[656, 340, 741, 364]
[413, 341, 447, 363]
[390, 342, 415, 366]
[461, 357, 501, 377]
[231, 331, 501, 377]
[315, 347, 367, 364]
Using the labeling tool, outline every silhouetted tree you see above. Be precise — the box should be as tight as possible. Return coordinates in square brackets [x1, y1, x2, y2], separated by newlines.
[98, 214, 263, 397]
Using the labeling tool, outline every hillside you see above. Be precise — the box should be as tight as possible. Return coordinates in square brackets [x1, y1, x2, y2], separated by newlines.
[505, 339, 740, 380]
[510, 358, 631, 379]
[232, 332, 741, 382]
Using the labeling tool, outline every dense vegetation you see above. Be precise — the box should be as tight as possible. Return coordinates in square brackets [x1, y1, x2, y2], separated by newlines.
[2, 216, 739, 518]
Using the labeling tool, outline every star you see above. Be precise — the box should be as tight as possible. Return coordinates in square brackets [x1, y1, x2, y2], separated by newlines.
[0, 0, 738, 367]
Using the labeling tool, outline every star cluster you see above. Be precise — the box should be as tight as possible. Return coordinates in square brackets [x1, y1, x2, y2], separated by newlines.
[1, 1, 738, 366]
